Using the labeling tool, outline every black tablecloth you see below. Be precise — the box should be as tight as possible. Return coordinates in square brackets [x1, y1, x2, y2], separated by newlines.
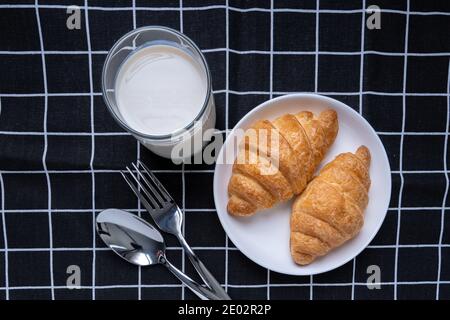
[0, 0, 449, 300]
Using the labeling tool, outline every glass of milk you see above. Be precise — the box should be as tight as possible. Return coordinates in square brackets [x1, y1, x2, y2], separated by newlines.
[102, 26, 216, 162]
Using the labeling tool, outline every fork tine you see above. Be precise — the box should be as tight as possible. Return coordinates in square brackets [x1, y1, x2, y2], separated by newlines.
[120, 170, 157, 212]
[125, 166, 161, 209]
[137, 160, 173, 202]
[131, 162, 165, 204]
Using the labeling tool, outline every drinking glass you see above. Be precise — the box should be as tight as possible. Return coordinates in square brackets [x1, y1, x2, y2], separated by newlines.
[102, 26, 216, 161]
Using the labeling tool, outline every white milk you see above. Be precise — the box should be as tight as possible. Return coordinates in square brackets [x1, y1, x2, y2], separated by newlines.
[115, 44, 208, 136]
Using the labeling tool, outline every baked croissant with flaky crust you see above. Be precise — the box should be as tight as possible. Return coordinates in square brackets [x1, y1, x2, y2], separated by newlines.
[227, 109, 339, 216]
[290, 146, 371, 265]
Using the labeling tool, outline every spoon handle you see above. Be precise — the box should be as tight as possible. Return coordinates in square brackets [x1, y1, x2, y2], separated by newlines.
[161, 257, 221, 300]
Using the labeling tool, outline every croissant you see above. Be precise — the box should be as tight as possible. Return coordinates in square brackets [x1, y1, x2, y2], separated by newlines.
[227, 109, 339, 216]
[290, 146, 371, 265]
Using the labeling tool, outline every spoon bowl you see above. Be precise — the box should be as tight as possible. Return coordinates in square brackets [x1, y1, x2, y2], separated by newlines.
[96, 208, 164, 266]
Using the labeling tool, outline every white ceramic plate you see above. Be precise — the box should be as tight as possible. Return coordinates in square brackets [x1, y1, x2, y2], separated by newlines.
[213, 93, 391, 275]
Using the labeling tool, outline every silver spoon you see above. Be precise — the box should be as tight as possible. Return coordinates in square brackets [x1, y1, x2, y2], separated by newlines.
[96, 208, 222, 300]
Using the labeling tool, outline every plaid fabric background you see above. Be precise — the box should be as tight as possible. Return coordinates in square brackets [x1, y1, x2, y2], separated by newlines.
[0, 0, 449, 300]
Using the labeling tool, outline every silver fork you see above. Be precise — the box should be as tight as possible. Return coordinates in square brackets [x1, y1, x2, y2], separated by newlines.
[121, 160, 230, 300]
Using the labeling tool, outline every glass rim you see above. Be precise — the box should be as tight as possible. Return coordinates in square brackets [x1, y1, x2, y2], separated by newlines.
[101, 25, 213, 141]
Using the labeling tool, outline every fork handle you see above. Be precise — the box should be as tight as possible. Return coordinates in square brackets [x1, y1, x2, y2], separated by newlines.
[161, 256, 221, 300]
[177, 233, 231, 300]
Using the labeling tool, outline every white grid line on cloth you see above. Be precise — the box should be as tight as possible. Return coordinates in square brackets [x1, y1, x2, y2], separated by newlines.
[0, 132, 131, 136]
[180, 0, 186, 301]
[352, 0, 366, 300]
[2, 280, 450, 291]
[358, 2, 366, 116]
[182, 161, 186, 300]
[314, 0, 319, 94]
[83, 0, 96, 300]
[179, 0, 183, 31]
[0, 243, 449, 253]
[1, 91, 449, 98]
[225, 0, 229, 133]
[2, 208, 218, 213]
[221, 91, 450, 97]
[224, 0, 230, 296]
[34, 0, 54, 300]
[1, 3, 450, 16]
[0, 172, 9, 300]
[377, 132, 449, 136]
[394, 0, 410, 300]
[436, 59, 450, 299]
[2, 49, 450, 57]
[0, 94, 7, 300]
